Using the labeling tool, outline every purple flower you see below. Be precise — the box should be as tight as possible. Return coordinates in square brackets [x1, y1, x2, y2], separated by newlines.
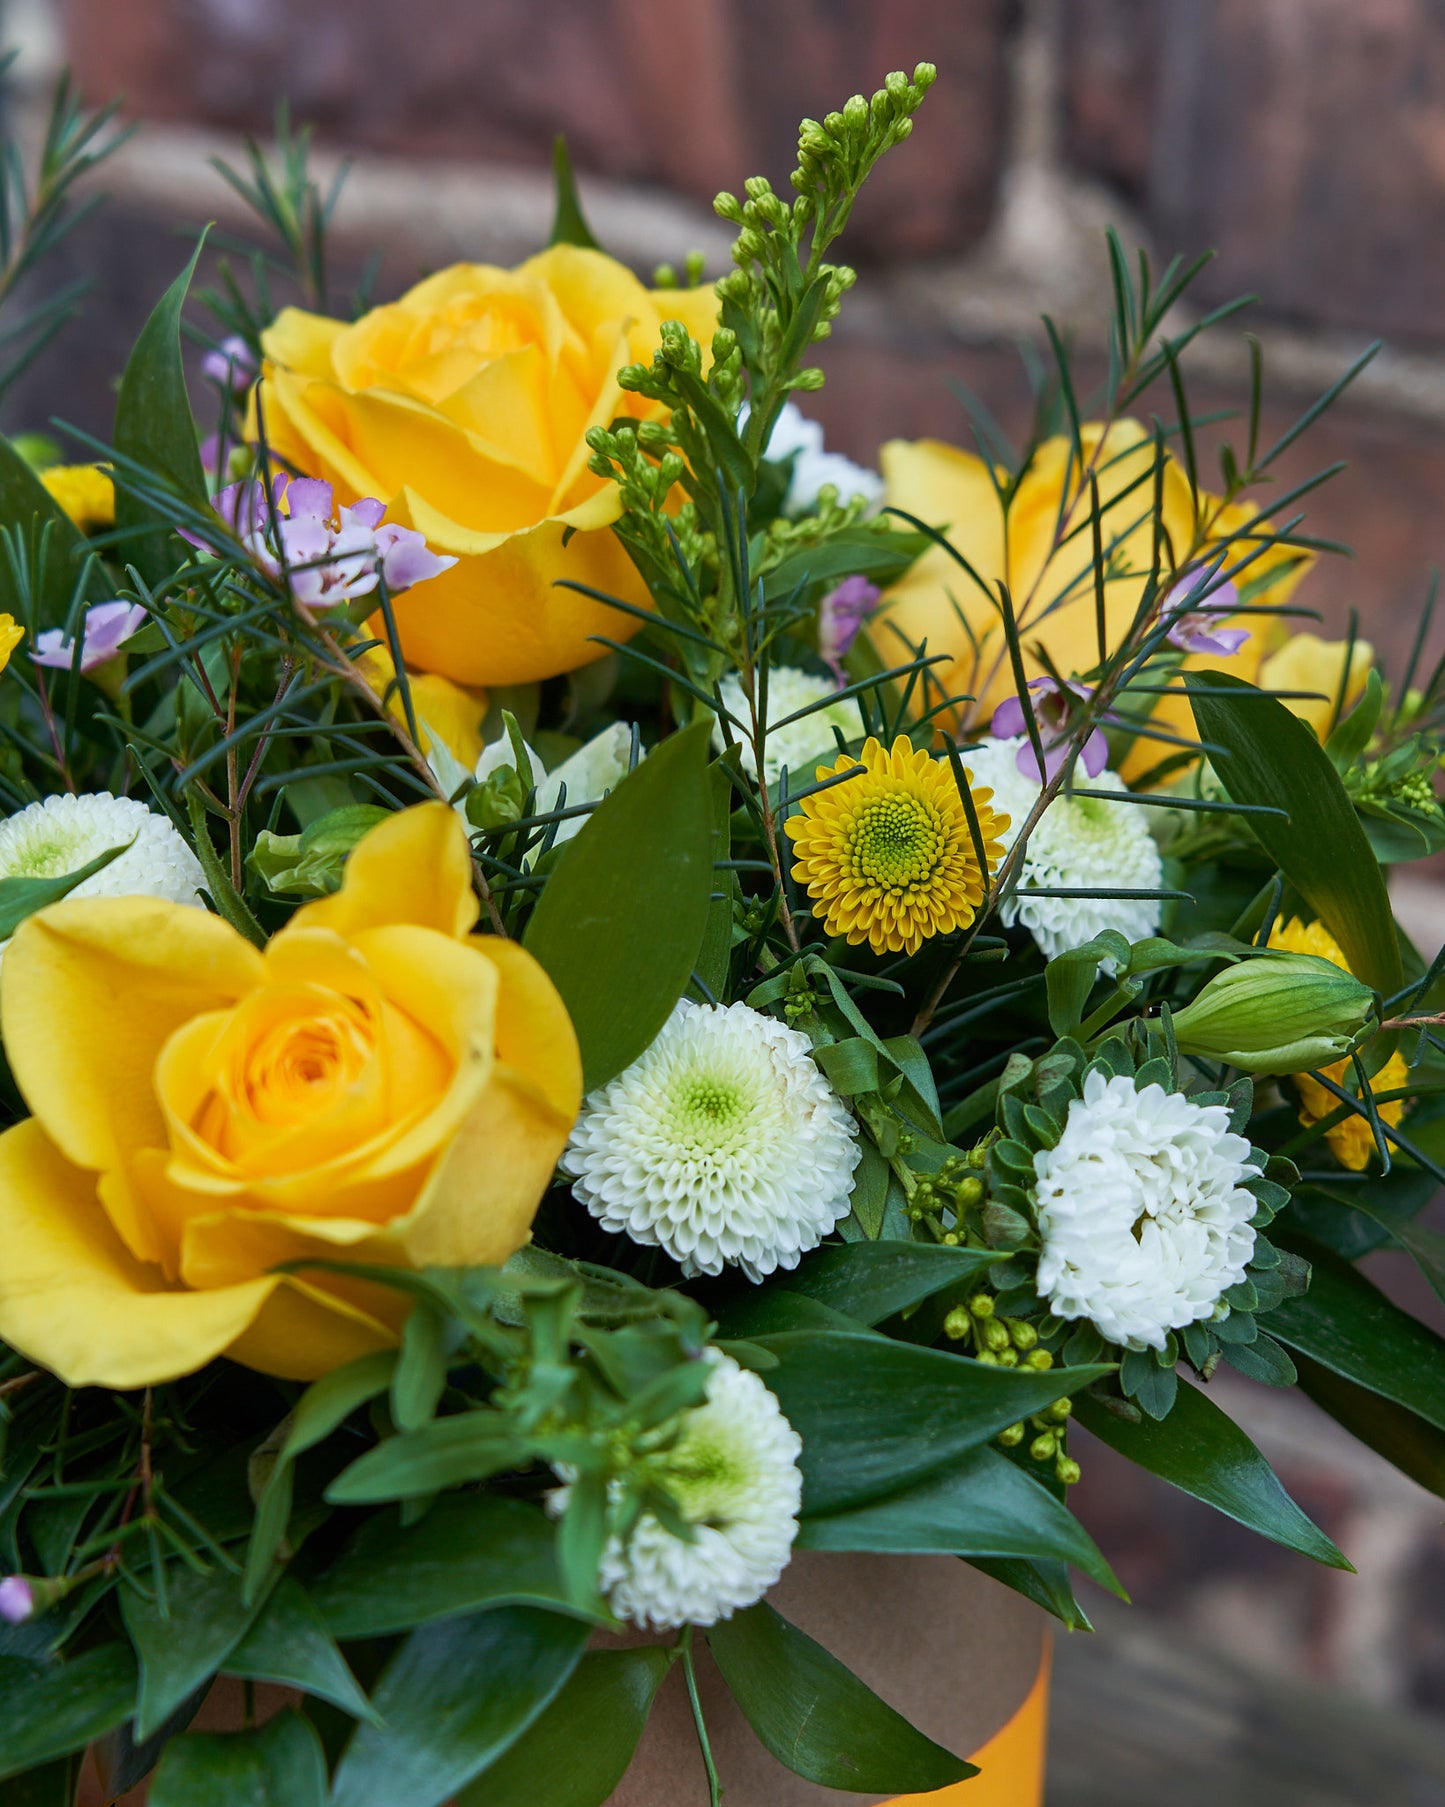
[1162, 575, 1250, 658]
[202, 335, 257, 394]
[990, 676, 1108, 782]
[818, 575, 880, 682]
[188, 475, 456, 614]
[31, 601, 149, 674]
[0, 1577, 34, 1625]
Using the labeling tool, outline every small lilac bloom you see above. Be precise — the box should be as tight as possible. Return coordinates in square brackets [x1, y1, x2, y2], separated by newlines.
[1163, 576, 1250, 658]
[0, 1576, 34, 1625]
[186, 475, 455, 613]
[202, 335, 257, 394]
[31, 601, 149, 674]
[991, 675, 1108, 783]
[818, 574, 880, 682]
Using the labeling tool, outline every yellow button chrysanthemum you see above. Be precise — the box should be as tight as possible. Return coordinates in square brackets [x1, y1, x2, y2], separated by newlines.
[1268, 915, 1407, 1170]
[785, 734, 1008, 955]
[39, 464, 115, 533]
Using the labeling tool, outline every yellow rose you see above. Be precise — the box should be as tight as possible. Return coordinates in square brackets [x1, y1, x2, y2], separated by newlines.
[1268, 915, 1406, 1170]
[1255, 631, 1373, 739]
[40, 463, 115, 532]
[0, 613, 22, 673]
[878, 424, 1311, 763]
[0, 804, 581, 1387]
[258, 248, 718, 688]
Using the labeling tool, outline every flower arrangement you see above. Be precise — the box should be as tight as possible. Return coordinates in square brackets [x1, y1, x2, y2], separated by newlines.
[0, 58, 1443, 1807]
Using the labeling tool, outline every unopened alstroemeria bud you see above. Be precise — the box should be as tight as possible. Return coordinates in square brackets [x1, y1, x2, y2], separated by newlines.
[1171, 951, 1377, 1075]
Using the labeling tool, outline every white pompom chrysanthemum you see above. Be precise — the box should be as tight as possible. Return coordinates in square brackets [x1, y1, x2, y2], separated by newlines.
[961, 736, 1163, 959]
[0, 793, 205, 928]
[563, 999, 860, 1279]
[553, 1351, 803, 1629]
[1033, 1070, 1261, 1351]
[713, 666, 863, 789]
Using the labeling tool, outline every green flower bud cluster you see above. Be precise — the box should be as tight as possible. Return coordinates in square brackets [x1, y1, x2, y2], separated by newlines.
[1170, 950, 1376, 1075]
[996, 1387, 1079, 1486]
[652, 249, 708, 290]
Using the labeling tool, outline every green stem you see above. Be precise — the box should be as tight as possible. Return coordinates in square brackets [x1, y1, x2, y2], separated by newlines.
[681, 1627, 723, 1807]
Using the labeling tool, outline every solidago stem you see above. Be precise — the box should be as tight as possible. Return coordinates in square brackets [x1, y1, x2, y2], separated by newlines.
[680, 1627, 723, 1807]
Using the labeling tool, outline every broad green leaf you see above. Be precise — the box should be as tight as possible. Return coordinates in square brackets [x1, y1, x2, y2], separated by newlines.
[1294, 1349, 1445, 1500]
[1269, 1239, 1445, 1431]
[761, 525, 930, 603]
[456, 1648, 669, 1807]
[149, 1710, 326, 1807]
[775, 1240, 1003, 1326]
[113, 237, 210, 589]
[966, 1556, 1093, 1630]
[312, 1495, 584, 1640]
[797, 1443, 1124, 1597]
[326, 1412, 526, 1504]
[328, 1606, 589, 1807]
[244, 1348, 397, 1601]
[707, 1601, 974, 1793]
[1074, 1380, 1349, 1568]
[223, 1576, 374, 1721]
[0, 1760, 79, 1807]
[713, 1289, 878, 1340]
[122, 1565, 272, 1740]
[548, 137, 601, 250]
[1046, 932, 1129, 1035]
[0, 1648, 137, 1781]
[0, 435, 107, 628]
[524, 719, 714, 1091]
[1185, 671, 1402, 994]
[0, 838, 133, 939]
[757, 1331, 1113, 1514]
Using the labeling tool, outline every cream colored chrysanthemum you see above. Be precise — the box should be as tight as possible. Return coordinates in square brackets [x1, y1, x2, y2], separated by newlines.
[563, 999, 859, 1279]
[1034, 1070, 1260, 1351]
[784, 733, 1007, 956]
[713, 666, 863, 789]
[0, 794, 205, 931]
[551, 1351, 803, 1629]
[961, 736, 1163, 960]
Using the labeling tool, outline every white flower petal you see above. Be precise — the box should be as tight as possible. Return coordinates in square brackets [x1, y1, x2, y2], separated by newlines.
[563, 999, 860, 1281]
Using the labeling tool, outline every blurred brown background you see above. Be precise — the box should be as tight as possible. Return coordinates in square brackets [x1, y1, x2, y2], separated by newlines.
[6, 0, 1445, 1796]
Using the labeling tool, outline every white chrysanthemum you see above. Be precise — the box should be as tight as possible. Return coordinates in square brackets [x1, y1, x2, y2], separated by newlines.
[551, 1352, 803, 1629]
[713, 666, 862, 789]
[0, 793, 204, 938]
[563, 998, 860, 1279]
[1033, 1069, 1260, 1351]
[961, 736, 1163, 959]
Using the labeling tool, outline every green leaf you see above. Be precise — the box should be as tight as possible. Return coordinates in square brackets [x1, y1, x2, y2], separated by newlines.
[797, 1443, 1124, 1597]
[0, 838, 133, 939]
[0, 435, 107, 628]
[761, 525, 930, 602]
[966, 1556, 1094, 1630]
[244, 1349, 397, 1602]
[0, 1648, 137, 1781]
[312, 1495, 583, 1640]
[1268, 1240, 1445, 1431]
[325, 1411, 527, 1504]
[1294, 1349, 1445, 1500]
[456, 1648, 669, 1807]
[114, 236, 210, 589]
[713, 1289, 878, 1340]
[122, 1565, 271, 1741]
[707, 1601, 974, 1793]
[524, 719, 714, 1091]
[548, 137, 601, 250]
[0, 1759, 79, 1807]
[812, 1035, 880, 1096]
[757, 1331, 1113, 1514]
[1184, 671, 1402, 994]
[223, 1577, 374, 1721]
[1046, 933, 1129, 1036]
[149, 1710, 327, 1807]
[1074, 1380, 1349, 1568]
[328, 1606, 589, 1807]
[775, 1240, 1003, 1325]
[392, 1302, 450, 1434]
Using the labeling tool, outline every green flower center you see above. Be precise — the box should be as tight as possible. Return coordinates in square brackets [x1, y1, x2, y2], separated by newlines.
[847, 793, 942, 891]
[3, 832, 89, 880]
[669, 1070, 756, 1154]
[667, 1426, 751, 1526]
